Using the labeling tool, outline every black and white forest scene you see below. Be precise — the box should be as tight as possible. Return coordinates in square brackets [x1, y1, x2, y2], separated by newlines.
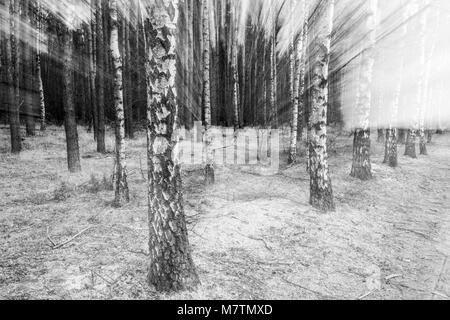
[0, 0, 450, 302]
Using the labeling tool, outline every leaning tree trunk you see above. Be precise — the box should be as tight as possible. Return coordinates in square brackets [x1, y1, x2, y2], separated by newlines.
[62, 28, 81, 173]
[308, 0, 335, 212]
[145, 0, 199, 292]
[7, 0, 21, 154]
[202, 0, 214, 185]
[110, 0, 129, 206]
[96, 0, 106, 154]
[350, 0, 377, 180]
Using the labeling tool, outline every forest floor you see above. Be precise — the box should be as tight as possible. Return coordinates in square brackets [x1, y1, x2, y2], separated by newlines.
[0, 125, 449, 300]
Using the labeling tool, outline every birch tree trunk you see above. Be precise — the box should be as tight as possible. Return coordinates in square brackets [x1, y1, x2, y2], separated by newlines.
[308, 0, 335, 212]
[350, 0, 377, 180]
[110, 0, 130, 206]
[231, 2, 239, 130]
[145, 0, 199, 292]
[7, 0, 21, 154]
[288, 39, 301, 164]
[384, 0, 409, 167]
[202, 0, 214, 185]
[62, 27, 81, 173]
[36, 0, 46, 132]
[289, 2, 307, 165]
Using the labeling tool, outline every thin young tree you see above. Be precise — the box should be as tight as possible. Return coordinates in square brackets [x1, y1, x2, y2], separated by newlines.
[288, 0, 307, 165]
[145, 0, 199, 292]
[308, 0, 335, 212]
[350, 0, 378, 180]
[202, 0, 214, 185]
[88, 0, 98, 138]
[110, 0, 129, 206]
[36, 0, 46, 131]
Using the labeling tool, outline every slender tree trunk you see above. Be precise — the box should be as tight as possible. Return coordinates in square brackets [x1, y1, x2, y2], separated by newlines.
[7, 0, 21, 154]
[110, 0, 129, 206]
[89, 0, 98, 137]
[308, 0, 335, 212]
[123, 13, 134, 139]
[269, 26, 277, 129]
[62, 28, 81, 173]
[202, 0, 214, 185]
[231, 2, 239, 130]
[350, 0, 377, 180]
[145, 0, 199, 292]
[96, 0, 106, 153]
[36, 1, 46, 131]
[288, 38, 299, 165]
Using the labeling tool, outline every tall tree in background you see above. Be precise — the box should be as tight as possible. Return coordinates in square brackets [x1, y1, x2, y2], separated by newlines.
[62, 23, 81, 173]
[36, 0, 46, 131]
[110, 0, 129, 206]
[88, 0, 98, 138]
[202, 0, 214, 185]
[7, 0, 21, 154]
[145, 0, 199, 292]
[384, 0, 410, 167]
[288, 0, 307, 165]
[96, 0, 106, 153]
[23, 0, 35, 137]
[350, 0, 377, 180]
[231, 1, 240, 130]
[308, 0, 335, 212]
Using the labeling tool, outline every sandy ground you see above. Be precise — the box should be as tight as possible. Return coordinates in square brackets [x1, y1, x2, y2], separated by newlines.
[0, 125, 449, 300]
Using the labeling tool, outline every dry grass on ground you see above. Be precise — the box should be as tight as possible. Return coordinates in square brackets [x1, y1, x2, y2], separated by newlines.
[0, 125, 449, 300]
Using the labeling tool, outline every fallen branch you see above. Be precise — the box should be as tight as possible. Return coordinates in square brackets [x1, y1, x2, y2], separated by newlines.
[50, 226, 94, 250]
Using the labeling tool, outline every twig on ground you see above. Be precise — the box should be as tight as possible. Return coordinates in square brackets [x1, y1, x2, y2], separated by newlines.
[235, 231, 272, 251]
[358, 291, 374, 300]
[281, 277, 326, 298]
[46, 226, 56, 247]
[50, 226, 94, 250]
[385, 274, 403, 281]
[394, 225, 432, 241]
[432, 291, 449, 299]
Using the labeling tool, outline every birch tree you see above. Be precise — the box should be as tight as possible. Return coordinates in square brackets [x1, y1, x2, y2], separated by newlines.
[308, 0, 335, 212]
[145, 0, 199, 292]
[36, 0, 46, 131]
[110, 0, 129, 206]
[202, 0, 214, 184]
[350, 0, 377, 180]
